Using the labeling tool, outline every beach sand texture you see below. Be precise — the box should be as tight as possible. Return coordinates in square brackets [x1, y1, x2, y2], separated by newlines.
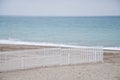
[0, 44, 120, 80]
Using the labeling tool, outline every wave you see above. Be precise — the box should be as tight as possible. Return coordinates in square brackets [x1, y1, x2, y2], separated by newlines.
[0, 39, 79, 47]
[0, 39, 120, 50]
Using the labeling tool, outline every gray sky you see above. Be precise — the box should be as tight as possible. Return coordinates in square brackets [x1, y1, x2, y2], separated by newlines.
[0, 0, 120, 16]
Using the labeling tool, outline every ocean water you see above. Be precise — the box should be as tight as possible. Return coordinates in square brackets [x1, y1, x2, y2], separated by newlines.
[0, 16, 120, 47]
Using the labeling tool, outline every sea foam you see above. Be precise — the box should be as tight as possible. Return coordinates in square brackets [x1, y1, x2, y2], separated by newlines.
[0, 39, 120, 50]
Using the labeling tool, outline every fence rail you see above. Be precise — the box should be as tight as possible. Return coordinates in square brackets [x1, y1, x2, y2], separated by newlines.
[0, 47, 103, 72]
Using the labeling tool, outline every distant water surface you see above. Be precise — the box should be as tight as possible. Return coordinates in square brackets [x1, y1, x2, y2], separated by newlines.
[0, 16, 120, 47]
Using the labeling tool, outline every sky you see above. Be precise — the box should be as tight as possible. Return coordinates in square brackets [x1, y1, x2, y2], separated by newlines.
[0, 0, 120, 16]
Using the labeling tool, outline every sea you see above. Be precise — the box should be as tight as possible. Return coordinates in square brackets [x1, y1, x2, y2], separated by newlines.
[0, 16, 120, 48]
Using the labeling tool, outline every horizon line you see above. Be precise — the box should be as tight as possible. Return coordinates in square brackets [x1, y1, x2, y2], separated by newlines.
[0, 15, 120, 17]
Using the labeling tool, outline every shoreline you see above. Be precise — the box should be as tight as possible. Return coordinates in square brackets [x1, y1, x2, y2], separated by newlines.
[0, 44, 120, 52]
[0, 39, 120, 51]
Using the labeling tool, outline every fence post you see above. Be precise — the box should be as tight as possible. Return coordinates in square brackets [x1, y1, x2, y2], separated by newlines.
[21, 57, 24, 69]
[68, 53, 70, 64]
[101, 48, 104, 62]
[93, 49, 94, 62]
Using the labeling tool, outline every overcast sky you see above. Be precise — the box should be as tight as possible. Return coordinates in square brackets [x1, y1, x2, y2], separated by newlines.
[0, 0, 120, 16]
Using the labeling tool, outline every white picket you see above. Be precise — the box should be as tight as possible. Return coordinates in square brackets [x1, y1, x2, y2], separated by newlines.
[0, 47, 103, 72]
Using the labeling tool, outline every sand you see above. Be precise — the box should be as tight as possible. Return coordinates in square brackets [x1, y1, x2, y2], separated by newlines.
[0, 44, 58, 52]
[0, 44, 120, 80]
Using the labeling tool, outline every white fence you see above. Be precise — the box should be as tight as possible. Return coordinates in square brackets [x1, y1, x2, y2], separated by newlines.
[0, 47, 103, 72]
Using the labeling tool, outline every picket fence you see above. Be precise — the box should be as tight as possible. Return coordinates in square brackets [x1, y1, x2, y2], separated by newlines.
[0, 47, 103, 72]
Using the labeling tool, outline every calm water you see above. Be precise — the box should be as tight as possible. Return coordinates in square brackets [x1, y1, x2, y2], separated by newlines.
[0, 16, 120, 47]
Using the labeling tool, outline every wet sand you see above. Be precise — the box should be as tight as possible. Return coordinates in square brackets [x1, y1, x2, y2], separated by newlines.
[0, 44, 58, 52]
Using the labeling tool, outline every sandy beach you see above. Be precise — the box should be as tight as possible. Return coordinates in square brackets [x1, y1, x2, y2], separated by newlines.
[0, 44, 58, 52]
[0, 44, 120, 80]
[1, 0, 120, 79]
